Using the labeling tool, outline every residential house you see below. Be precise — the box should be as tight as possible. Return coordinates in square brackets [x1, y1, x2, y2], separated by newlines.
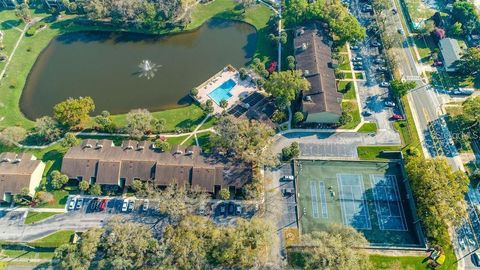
[0, 152, 46, 202]
[61, 139, 251, 196]
[439, 38, 463, 72]
[294, 22, 343, 124]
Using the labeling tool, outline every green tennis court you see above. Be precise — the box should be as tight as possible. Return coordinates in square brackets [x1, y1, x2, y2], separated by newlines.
[295, 160, 424, 247]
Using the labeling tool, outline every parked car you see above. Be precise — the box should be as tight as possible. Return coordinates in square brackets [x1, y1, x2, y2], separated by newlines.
[68, 198, 76, 211]
[75, 198, 84, 210]
[380, 81, 390, 87]
[219, 203, 226, 216]
[397, 28, 404, 35]
[350, 45, 360, 50]
[282, 175, 294, 181]
[377, 66, 388, 72]
[362, 111, 372, 116]
[371, 41, 380, 47]
[121, 200, 128, 212]
[236, 204, 242, 215]
[228, 202, 235, 215]
[90, 198, 99, 211]
[354, 65, 364, 70]
[352, 57, 363, 61]
[458, 87, 475, 95]
[472, 251, 480, 267]
[391, 114, 403, 120]
[128, 200, 135, 211]
[99, 198, 108, 211]
[142, 199, 149, 211]
[374, 58, 385, 64]
[392, 8, 397, 14]
[432, 60, 443, 67]
[282, 188, 295, 196]
[385, 101, 396, 107]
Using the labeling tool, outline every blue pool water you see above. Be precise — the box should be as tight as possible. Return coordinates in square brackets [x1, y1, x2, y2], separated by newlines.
[208, 79, 237, 105]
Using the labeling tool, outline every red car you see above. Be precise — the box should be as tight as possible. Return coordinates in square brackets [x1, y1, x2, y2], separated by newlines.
[98, 198, 108, 211]
[432, 60, 443, 67]
[391, 114, 404, 120]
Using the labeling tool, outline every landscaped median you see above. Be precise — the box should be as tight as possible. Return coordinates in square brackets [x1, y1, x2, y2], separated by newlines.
[24, 212, 60, 225]
[357, 145, 402, 160]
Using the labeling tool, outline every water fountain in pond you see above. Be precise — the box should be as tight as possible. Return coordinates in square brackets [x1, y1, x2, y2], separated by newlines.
[138, 59, 160, 80]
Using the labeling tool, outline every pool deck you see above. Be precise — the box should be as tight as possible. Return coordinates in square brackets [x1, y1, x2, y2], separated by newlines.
[195, 66, 259, 114]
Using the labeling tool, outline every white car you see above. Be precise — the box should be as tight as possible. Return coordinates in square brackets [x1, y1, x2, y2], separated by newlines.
[121, 200, 129, 212]
[352, 57, 363, 61]
[142, 199, 149, 211]
[75, 198, 84, 210]
[282, 175, 295, 181]
[68, 198, 76, 211]
[380, 81, 390, 87]
[385, 101, 396, 107]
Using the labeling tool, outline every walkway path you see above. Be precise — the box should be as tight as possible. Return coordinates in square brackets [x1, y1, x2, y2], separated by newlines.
[0, 21, 31, 84]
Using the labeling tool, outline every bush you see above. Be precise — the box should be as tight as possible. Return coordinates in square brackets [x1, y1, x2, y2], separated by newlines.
[190, 88, 198, 97]
[282, 142, 300, 161]
[239, 68, 248, 80]
[219, 188, 230, 200]
[26, 22, 47, 36]
[293, 112, 304, 124]
[50, 170, 69, 190]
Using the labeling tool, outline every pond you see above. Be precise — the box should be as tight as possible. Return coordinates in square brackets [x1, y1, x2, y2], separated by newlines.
[20, 19, 257, 119]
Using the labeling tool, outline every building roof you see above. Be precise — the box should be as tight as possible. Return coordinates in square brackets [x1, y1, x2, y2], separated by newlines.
[61, 140, 250, 192]
[439, 38, 462, 69]
[294, 22, 342, 116]
[0, 152, 44, 197]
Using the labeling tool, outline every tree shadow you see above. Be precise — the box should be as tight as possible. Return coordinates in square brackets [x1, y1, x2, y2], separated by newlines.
[1, 19, 21, 30]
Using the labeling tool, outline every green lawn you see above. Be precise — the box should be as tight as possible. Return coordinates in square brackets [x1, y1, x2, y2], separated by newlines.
[339, 100, 360, 129]
[357, 122, 378, 133]
[355, 72, 364, 79]
[357, 145, 402, 160]
[24, 212, 59, 225]
[370, 247, 457, 270]
[393, 96, 423, 157]
[0, 1, 274, 130]
[30, 230, 74, 248]
[337, 80, 356, 100]
[338, 55, 351, 71]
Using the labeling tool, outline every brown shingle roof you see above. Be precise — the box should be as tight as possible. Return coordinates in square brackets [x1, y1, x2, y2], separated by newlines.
[294, 22, 342, 115]
[0, 152, 44, 198]
[61, 140, 250, 192]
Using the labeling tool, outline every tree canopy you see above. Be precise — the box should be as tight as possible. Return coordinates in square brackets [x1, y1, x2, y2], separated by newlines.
[212, 116, 276, 166]
[53, 97, 95, 129]
[457, 47, 480, 77]
[406, 156, 469, 246]
[288, 224, 371, 270]
[452, 1, 480, 35]
[263, 70, 310, 105]
[390, 80, 417, 97]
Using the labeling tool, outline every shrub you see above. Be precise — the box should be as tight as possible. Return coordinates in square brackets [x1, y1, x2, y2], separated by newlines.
[219, 188, 230, 200]
[293, 112, 304, 124]
[190, 88, 198, 97]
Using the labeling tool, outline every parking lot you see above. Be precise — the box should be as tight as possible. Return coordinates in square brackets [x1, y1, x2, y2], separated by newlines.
[300, 143, 358, 158]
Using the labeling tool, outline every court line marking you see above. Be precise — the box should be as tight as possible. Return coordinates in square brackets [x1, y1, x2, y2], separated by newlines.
[370, 174, 408, 231]
[337, 173, 372, 230]
[310, 181, 320, 219]
[319, 181, 328, 218]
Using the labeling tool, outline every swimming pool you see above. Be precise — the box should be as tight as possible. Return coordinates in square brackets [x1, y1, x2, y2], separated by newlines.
[208, 79, 236, 105]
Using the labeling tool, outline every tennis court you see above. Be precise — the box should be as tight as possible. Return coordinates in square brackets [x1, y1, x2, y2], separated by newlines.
[295, 160, 423, 247]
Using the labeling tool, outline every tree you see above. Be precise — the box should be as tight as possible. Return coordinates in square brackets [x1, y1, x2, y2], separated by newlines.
[462, 96, 480, 126]
[219, 188, 230, 200]
[263, 71, 310, 105]
[432, 27, 446, 40]
[219, 99, 228, 110]
[131, 179, 144, 192]
[203, 100, 214, 114]
[54, 218, 159, 270]
[450, 22, 463, 36]
[372, 0, 391, 13]
[239, 68, 248, 80]
[53, 97, 95, 129]
[0, 126, 26, 146]
[282, 142, 300, 161]
[93, 110, 116, 133]
[15, 3, 31, 23]
[419, 20, 435, 37]
[90, 183, 102, 196]
[34, 116, 62, 143]
[287, 224, 371, 270]
[287, 55, 296, 70]
[60, 133, 79, 148]
[153, 184, 209, 221]
[14, 187, 32, 205]
[190, 88, 198, 97]
[250, 58, 269, 78]
[406, 156, 469, 246]
[36, 191, 54, 204]
[390, 80, 416, 97]
[79, 180, 90, 192]
[212, 116, 276, 166]
[452, 1, 479, 35]
[457, 47, 480, 77]
[154, 139, 171, 152]
[293, 111, 304, 124]
[50, 170, 69, 190]
[280, 31, 288, 44]
[238, 0, 255, 13]
[125, 109, 154, 139]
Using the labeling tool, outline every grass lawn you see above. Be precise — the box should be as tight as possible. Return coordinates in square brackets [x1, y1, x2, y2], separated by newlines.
[444, 105, 472, 153]
[414, 36, 435, 64]
[393, 96, 423, 157]
[430, 71, 480, 90]
[339, 100, 360, 129]
[337, 80, 356, 99]
[24, 212, 59, 225]
[357, 145, 402, 160]
[355, 72, 364, 79]
[370, 247, 457, 270]
[357, 122, 378, 133]
[30, 230, 74, 248]
[0, 1, 274, 130]
[338, 55, 351, 71]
